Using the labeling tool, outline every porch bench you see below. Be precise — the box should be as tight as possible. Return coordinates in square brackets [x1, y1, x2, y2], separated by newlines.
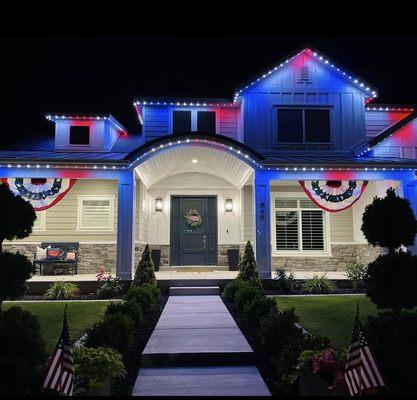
[33, 242, 79, 275]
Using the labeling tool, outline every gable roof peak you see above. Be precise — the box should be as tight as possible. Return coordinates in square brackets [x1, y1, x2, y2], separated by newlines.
[233, 46, 378, 103]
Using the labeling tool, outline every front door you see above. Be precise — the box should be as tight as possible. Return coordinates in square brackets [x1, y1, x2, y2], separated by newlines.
[170, 196, 217, 266]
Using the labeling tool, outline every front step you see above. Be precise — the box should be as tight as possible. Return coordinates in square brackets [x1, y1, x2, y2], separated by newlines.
[169, 286, 220, 296]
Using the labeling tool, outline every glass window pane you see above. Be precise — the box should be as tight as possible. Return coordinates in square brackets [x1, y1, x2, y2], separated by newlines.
[172, 111, 191, 133]
[277, 109, 303, 143]
[305, 109, 330, 143]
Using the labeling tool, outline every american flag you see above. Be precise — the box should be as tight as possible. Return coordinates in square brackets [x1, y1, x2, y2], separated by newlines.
[42, 305, 75, 396]
[344, 305, 386, 396]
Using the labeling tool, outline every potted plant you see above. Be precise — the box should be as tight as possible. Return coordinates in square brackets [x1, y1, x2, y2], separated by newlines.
[73, 346, 126, 396]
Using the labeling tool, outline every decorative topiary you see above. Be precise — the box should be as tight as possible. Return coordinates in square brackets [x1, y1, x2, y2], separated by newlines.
[365, 250, 417, 318]
[132, 245, 157, 287]
[237, 241, 262, 286]
[361, 187, 417, 253]
[361, 188, 417, 317]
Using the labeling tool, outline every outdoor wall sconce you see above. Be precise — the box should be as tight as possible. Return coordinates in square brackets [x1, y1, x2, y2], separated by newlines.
[155, 197, 163, 212]
[225, 198, 233, 212]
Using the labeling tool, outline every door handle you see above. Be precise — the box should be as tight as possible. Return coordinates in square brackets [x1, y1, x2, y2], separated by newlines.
[203, 235, 207, 249]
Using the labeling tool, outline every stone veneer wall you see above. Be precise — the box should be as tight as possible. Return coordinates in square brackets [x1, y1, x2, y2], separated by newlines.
[271, 244, 382, 272]
[3, 243, 116, 275]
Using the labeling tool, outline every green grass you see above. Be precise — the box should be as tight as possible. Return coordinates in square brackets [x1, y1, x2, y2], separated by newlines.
[3, 301, 111, 353]
[275, 295, 378, 349]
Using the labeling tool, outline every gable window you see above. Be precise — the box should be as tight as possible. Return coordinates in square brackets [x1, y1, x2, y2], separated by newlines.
[171, 109, 217, 134]
[197, 111, 216, 133]
[277, 108, 331, 144]
[172, 110, 192, 133]
[69, 126, 90, 145]
[273, 196, 328, 254]
[77, 195, 115, 231]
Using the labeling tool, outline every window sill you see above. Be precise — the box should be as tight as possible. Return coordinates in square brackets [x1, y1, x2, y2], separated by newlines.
[272, 251, 332, 258]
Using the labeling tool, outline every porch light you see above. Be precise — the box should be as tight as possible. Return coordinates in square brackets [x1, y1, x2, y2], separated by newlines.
[225, 198, 233, 212]
[155, 197, 163, 212]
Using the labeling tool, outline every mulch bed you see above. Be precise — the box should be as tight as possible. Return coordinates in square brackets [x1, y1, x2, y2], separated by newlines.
[222, 298, 297, 397]
[111, 294, 168, 396]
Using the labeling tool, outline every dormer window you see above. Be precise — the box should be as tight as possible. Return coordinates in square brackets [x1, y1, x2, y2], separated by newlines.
[171, 110, 217, 134]
[69, 126, 90, 145]
[276, 107, 331, 144]
[172, 111, 192, 133]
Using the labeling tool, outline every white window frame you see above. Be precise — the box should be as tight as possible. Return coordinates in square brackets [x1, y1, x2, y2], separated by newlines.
[76, 195, 115, 232]
[33, 211, 46, 232]
[271, 192, 331, 257]
[170, 108, 218, 133]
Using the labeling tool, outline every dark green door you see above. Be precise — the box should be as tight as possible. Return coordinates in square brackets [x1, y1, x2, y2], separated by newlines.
[170, 196, 217, 266]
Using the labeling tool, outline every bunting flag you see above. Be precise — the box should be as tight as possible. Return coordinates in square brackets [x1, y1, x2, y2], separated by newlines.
[1, 178, 77, 211]
[299, 180, 368, 212]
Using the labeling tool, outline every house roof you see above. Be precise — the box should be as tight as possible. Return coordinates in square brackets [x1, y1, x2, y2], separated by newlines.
[357, 108, 417, 156]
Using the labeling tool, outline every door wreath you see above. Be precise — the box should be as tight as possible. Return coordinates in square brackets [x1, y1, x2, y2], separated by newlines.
[184, 208, 202, 229]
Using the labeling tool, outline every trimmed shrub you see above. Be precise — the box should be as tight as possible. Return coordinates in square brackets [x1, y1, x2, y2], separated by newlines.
[302, 274, 336, 294]
[85, 313, 135, 355]
[345, 262, 367, 289]
[237, 241, 262, 287]
[365, 311, 417, 395]
[243, 295, 277, 325]
[0, 251, 35, 307]
[365, 250, 417, 317]
[73, 346, 126, 394]
[222, 278, 247, 303]
[0, 306, 47, 395]
[234, 283, 265, 310]
[96, 275, 124, 299]
[132, 244, 156, 287]
[105, 301, 144, 327]
[141, 282, 161, 302]
[123, 285, 157, 312]
[44, 281, 80, 300]
[260, 308, 328, 387]
[274, 268, 300, 293]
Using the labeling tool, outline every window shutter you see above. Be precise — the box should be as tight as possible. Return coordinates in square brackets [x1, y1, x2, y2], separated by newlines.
[275, 210, 299, 250]
[301, 210, 324, 250]
[81, 200, 111, 229]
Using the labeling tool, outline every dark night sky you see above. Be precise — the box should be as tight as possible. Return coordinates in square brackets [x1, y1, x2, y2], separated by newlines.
[1, 36, 416, 149]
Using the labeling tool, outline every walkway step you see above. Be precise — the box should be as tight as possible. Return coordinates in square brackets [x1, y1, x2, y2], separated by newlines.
[169, 286, 219, 296]
[133, 366, 271, 396]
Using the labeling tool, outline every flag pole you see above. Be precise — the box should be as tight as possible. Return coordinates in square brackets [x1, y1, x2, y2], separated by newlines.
[357, 302, 363, 397]
[58, 304, 68, 396]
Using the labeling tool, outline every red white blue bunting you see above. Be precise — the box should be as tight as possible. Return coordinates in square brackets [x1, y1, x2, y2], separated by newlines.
[1, 178, 77, 211]
[299, 180, 368, 212]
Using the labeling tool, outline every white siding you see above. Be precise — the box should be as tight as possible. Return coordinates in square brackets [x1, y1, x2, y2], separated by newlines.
[243, 185, 253, 241]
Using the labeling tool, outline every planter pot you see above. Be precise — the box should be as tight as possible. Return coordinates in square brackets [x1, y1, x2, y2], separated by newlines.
[298, 371, 335, 396]
[227, 249, 240, 271]
[151, 249, 161, 272]
[86, 378, 111, 396]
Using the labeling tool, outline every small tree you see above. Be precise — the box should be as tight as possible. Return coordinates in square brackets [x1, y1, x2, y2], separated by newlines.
[361, 187, 417, 253]
[132, 244, 156, 287]
[361, 188, 417, 318]
[0, 184, 36, 252]
[0, 184, 37, 310]
[237, 241, 262, 287]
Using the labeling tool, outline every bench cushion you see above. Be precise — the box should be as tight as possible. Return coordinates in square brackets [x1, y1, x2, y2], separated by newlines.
[35, 246, 47, 260]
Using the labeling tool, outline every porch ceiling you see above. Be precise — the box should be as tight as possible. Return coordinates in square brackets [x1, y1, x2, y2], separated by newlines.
[135, 146, 254, 189]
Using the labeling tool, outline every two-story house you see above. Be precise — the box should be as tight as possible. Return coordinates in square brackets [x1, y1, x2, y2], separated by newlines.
[1, 47, 417, 280]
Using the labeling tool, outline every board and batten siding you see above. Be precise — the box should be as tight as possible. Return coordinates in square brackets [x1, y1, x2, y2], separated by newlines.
[142, 106, 240, 142]
[8, 179, 119, 243]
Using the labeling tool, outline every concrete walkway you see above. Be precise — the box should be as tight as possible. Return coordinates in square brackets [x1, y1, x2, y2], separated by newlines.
[132, 294, 271, 396]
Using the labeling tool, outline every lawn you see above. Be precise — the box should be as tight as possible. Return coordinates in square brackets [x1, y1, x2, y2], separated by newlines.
[3, 301, 111, 353]
[275, 295, 379, 349]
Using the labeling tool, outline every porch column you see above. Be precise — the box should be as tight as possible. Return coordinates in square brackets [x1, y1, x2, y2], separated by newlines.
[254, 169, 271, 279]
[116, 170, 136, 280]
[402, 179, 417, 255]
